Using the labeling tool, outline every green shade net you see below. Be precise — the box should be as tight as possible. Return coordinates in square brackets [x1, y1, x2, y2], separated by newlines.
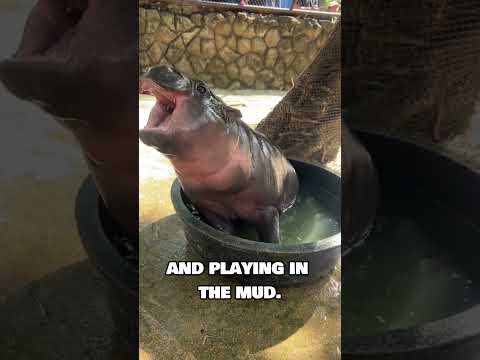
[342, 1, 480, 142]
[257, 21, 341, 164]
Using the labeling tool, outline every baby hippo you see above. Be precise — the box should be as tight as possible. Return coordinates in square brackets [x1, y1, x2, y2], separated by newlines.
[139, 66, 299, 243]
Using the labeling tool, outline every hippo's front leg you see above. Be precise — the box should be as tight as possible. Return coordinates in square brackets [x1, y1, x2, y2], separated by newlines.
[255, 207, 281, 243]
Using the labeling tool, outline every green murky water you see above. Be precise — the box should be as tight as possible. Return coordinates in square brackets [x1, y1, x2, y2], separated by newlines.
[279, 190, 339, 244]
[343, 188, 480, 336]
[232, 188, 340, 244]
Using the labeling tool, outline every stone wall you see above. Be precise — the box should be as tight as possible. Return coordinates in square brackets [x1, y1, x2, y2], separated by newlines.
[139, 3, 336, 90]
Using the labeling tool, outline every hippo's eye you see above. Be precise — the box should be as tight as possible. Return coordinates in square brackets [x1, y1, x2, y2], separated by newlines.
[196, 83, 208, 96]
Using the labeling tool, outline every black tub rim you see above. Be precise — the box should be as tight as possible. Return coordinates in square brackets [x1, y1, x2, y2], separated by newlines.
[75, 176, 138, 298]
[343, 303, 480, 355]
[170, 158, 341, 256]
[343, 130, 480, 356]
[350, 127, 480, 176]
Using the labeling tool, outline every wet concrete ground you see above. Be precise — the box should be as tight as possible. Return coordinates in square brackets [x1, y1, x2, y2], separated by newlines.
[139, 90, 342, 360]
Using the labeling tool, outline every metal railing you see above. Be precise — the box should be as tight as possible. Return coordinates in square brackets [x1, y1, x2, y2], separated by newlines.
[198, 0, 340, 12]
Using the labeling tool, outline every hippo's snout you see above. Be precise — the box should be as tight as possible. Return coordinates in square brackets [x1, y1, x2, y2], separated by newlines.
[141, 65, 190, 93]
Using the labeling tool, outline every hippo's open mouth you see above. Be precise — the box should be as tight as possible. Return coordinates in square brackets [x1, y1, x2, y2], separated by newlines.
[140, 78, 177, 131]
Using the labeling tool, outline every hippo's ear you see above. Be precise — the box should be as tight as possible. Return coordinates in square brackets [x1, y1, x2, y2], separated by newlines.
[225, 105, 242, 120]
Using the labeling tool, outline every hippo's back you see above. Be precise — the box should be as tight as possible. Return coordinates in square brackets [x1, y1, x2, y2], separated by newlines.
[238, 123, 299, 213]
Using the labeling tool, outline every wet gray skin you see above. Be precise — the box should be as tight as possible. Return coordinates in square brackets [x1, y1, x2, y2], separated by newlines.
[139, 65, 299, 243]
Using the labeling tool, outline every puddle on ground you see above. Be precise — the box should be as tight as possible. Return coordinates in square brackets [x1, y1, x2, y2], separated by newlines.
[343, 187, 480, 336]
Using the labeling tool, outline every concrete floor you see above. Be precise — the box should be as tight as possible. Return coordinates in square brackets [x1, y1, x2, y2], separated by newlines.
[139, 91, 341, 360]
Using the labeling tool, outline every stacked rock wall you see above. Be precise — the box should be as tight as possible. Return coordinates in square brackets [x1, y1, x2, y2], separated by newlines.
[139, 3, 336, 90]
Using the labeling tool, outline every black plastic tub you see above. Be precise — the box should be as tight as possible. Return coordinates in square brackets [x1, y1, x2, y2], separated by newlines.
[75, 177, 138, 355]
[342, 131, 480, 360]
[171, 158, 341, 286]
